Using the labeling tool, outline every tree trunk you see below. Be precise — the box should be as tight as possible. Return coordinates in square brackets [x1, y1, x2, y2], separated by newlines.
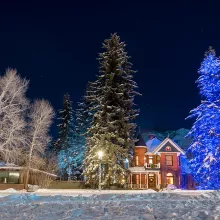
[25, 167, 30, 190]
[68, 165, 71, 181]
[25, 142, 34, 189]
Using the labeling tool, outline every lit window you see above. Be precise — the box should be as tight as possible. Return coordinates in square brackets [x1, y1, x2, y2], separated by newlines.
[166, 173, 174, 184]
[159, 173, 161, 184]
[166, 146, 171, 151]
[135, 156, 139, 166]
[166, 155, 173, 166]
[136, 174, 139, 184]
[156, 155, 160, 163]
[149, 156, 153, 164]
[8, 172, 19, 184]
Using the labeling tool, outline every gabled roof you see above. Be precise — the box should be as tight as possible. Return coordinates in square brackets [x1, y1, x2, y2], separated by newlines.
[146, 137, 161, 152]
[152, 138, 185, 155]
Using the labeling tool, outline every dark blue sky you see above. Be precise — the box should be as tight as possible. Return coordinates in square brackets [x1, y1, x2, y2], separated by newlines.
[0, 1, 220, 133]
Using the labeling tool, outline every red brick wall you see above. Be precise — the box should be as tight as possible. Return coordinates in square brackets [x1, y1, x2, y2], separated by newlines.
[160, 153, 181, 188]
[186, 174, 195, 189]
[134, 147, 147, 166]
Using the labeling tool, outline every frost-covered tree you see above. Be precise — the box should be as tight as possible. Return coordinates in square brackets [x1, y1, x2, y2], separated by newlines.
[51, 138, 63, 155]
[56, 94, 81, 180]
[0, 69, 29, 164]
[74, 86, 95, 167]
[58, 146, 77, 180]
[75, 95, 93, 136]
[186, 47, 220, 189]
[56, 94, 74, 152]
[0, 68, 56, 185]
[25, 100, 54, 189]
[83, 33, 139, 188]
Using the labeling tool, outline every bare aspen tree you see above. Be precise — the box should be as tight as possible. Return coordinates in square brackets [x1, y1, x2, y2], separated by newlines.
[25, 100, 54, 189]
[0, 69, 29, 163]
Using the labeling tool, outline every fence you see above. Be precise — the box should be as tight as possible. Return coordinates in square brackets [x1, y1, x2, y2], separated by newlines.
[48, 180, 85, 189]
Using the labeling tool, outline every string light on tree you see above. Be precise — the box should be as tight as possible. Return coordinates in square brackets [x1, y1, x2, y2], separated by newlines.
[186, 47, 220, 189]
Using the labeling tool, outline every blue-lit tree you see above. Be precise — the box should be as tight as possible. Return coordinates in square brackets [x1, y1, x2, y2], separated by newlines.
[186, 47, 220, 189]
[58, 142, 78, 180]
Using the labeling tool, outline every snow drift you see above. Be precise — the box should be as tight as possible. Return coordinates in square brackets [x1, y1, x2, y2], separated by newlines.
[0, 190, 219, 219]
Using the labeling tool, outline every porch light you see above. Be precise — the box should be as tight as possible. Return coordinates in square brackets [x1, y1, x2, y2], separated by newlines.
[98, 151, 103, 159]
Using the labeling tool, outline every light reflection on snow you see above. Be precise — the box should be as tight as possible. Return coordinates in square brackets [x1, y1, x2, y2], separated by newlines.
[0, 189, 219, 219]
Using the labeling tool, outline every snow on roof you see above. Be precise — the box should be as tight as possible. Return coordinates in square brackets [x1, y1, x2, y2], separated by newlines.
[146, 137, 161, 152]
[152, 138, 185, 155]
[138, 132, 187, 153]
[180, 156, 191, 174]
[0, 162, 19, 167]
[0, 161, 57, 177]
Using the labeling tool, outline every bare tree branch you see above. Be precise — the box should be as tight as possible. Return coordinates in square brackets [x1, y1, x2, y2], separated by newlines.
[25, 100, 54, 189]
[0, 69, 29, 163]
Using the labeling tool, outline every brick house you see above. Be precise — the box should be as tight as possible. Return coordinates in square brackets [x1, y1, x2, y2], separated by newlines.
[127, 134, 194, 190]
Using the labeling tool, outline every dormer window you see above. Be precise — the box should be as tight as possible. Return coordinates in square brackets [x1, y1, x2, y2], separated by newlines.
[149, 156, 153, 164]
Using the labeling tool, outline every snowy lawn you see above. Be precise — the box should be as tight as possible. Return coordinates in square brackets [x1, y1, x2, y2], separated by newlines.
[0, 189, 220, 220]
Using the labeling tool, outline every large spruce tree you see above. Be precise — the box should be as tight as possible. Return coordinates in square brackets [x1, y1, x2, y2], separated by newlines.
[186, 47, 220, 189]
[83, 33, 139, 188]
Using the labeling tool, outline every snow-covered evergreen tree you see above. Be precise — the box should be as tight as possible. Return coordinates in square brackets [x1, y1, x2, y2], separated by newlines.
[83, 33, 139, 188]
[75, 87, 93, 137]
[186, 47, 220, 189]
[74, 96, 91, 167]
[57, 94, 74, 150]
[51, 139, 62, 154]
[58, 146, 78, 180]
[56, 94, 80, 180]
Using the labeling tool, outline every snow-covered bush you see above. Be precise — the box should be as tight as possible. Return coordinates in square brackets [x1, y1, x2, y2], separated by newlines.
[167, 184, 177, 190]
[27, 184, 39, 192]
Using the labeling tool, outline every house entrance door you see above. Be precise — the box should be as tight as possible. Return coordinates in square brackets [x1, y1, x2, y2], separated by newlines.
[148, 174, 156, 188]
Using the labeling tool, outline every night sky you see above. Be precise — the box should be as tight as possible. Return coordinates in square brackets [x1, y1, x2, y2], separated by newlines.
[0, 1, 220, 134]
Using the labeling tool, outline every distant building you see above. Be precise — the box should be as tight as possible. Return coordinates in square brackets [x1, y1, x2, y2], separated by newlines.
[0, 161, 57, 190]
[127, 134, 194, 190]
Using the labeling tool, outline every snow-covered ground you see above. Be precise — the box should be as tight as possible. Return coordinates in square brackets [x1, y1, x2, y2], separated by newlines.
[0, 189, 220, 219]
